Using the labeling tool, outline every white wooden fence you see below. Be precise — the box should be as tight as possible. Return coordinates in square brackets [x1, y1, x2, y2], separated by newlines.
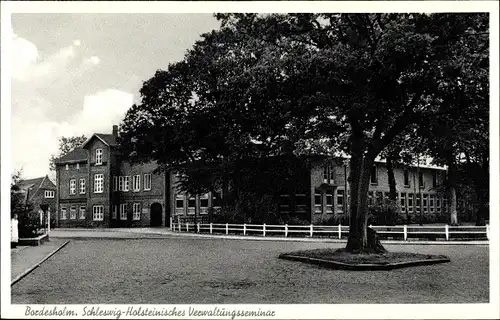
[170, 219, 490, 241]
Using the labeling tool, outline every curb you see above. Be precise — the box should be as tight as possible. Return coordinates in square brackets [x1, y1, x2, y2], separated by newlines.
[278, 253, 451, 270]
[51, 230, 489, 245]
[11, 240, 70, 286]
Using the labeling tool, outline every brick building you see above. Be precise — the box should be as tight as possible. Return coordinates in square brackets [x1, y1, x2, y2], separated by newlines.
[55, 126, 168, 228]
[56, 126, 448, 227]
[15, 175, 57, 219]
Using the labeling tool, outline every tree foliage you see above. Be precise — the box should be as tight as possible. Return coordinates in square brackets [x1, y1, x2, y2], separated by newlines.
[119, 13, 488, 251]
[49, 135, 87, 171]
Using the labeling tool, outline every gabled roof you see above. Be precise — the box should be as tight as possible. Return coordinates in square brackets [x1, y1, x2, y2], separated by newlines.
[81, 133, 117, 149]
[16, 175, 56, 200]
[55, 148, 88, 164]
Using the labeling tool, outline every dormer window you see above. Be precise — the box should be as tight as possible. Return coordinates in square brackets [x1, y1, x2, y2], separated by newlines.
[76, 163, 80, 170]
[65, 164, 69, 171]
[95, 149, 103, 165]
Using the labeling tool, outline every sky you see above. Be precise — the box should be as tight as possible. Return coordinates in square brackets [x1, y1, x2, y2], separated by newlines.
[10, 13, 221, 180]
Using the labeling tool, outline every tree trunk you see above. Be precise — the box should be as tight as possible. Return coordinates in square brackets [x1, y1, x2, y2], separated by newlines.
[385, 155, 398, 225]
[346, 154, 386, 253]
[447, 156, 458, 226]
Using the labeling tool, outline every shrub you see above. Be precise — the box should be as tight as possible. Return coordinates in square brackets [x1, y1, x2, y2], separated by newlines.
[368, 204, 399, 226]
[18, 211, 43, 238]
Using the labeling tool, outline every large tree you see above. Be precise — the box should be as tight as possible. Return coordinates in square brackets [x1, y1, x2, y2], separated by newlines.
[119, 13, 488, 252]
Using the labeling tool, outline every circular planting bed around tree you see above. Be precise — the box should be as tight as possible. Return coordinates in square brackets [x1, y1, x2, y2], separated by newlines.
[279, 248, 450, 271]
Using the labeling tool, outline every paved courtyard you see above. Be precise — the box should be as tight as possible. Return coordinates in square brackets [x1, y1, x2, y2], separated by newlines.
[11, 237, 489, 304]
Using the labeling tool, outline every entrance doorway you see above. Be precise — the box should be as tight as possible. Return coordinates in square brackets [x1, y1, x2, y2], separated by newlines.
[150, 203, 162, 227]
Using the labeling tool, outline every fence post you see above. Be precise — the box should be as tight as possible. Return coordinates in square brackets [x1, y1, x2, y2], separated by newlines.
[285, 224, 288, 238]
[310, 224, 313, 237]
[186, 223, 189, 232]
[178, 222, 181, 232]
[338, 224, 342, 239]
[226, 223, 229, 235]
[197, 223, 200, 233]
[263, 223, 266, 237]
[210, 223, 213, 234]
[486, 224, 490, 240]
[445, 224, 449, 241]
[243, 223, 247, 236]
[403, 225, 407, 241]
[170, 216, 173, 230]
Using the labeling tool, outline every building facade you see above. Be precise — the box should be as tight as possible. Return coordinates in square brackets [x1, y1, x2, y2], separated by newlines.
[55, 126, 168, 228]
[15, 175, 57, 221]
[56, 126, 449, 227]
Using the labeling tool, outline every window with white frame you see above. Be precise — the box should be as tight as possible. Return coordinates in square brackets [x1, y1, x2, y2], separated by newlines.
[326, 191, 334, 213]
[323, 164, 335, 183]
[79, 178, 86, 194]
[416, 194, 421, 211]
[44, 190, 55, 198]
[79, 206, 86, 219]
[279, 195, 290, 213]
[70, 207, 76, 219]
[76, 163, 80, 170]
[113, 176, 118, 191]
[123, 176, 130, 191]
[295, 194, 308, 213]
[95, 149, 103, 165]
[112, 205, 118, 219]
[69, 179, 76, 195]
[120, 203, 127, 220]
[133, 203, 141, 220]
[200, 193, 209, 215]
[133, 175, 140, 191]
[65, 164, 69, 171]
[94, 174, 103, 193]
[314, 189, 322, 214]
[436, 197, 441, 213]
[144, 174, 152, 191]
[175, 194, 185, 215]
[337, 189, 345, 213]
[404, 169, 410, 187]
[93, 205, 104, 221]
[423, 194, 428, 212]
[61, 207, 67, 220]
[429, 195, 435, 213]
[187, 196, 196, 215]
[212, 191, 222, 208]
[419, 172, 425, 188]
[407, 193, 414, 213]
[400, 193, 406, 211]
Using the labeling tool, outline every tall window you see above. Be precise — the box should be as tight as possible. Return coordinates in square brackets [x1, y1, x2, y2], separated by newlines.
[79, 206, 86, 219]
[429, 195, 435, 213]
[187, 196, 196, 215]
[133, 203, 141, 220]
[133, 175, 141, 191]
[120, 203, 127, 220]
[93, 205, 104, 221]
[323, 165, 334, 183]
[400, 193, 406, 211]
[337, 189, 344, 214]
[112, 205, 118, 219]
[370, 166, 378, 185]
[423, 194, 428, 212]
[95, 149, 103, 165]
[61, 207, 67, 220]
[69, 179, 76, 195]
[212, 191, 222, 208]
[404, 169, 410, 187]
[113, 176, 118, 191]
[44, 190, 55, 198]
[419, 172, 425, 188]
[70, 207, 76, 219]
[175, 194, 185, 215]
[144, 174, 152, 190]
[280, 195, 290, 213]
[407, 194, 414, 213]
[79, 178, 86, 194]
[200, 193, 209, 215]
[436, 198, 442, 213]
[123, 176, 130, 192]
[416, 194, 421, 211]
[295, 194, 307, 213]
[326, 191, 334, 214]
[94, 174, 103, 193]
[314, 189, 322, 214]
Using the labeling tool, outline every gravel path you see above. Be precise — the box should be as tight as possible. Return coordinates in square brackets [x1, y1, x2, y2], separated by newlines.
[11, 238, 488, 304]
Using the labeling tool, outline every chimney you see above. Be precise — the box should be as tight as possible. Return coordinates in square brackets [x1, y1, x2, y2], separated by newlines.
[112, 125, 118, 137]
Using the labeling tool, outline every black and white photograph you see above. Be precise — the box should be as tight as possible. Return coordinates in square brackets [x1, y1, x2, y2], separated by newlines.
[1, 1, 499, 319]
